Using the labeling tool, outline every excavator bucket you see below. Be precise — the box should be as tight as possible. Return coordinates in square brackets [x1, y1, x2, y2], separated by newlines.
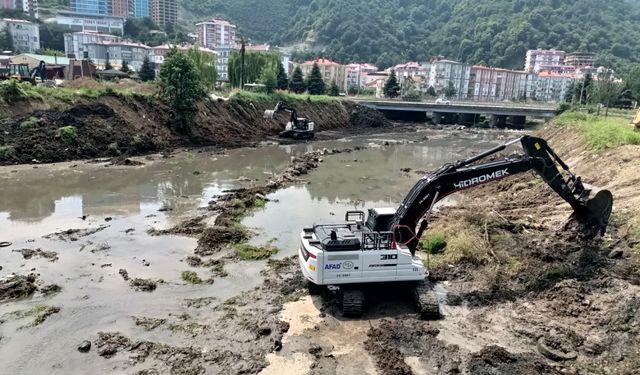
[579, 185, 613, 235]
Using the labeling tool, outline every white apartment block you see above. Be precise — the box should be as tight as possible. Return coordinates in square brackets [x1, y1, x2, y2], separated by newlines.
[525, 49, 565, 72]
[64, 31, 122, 59]
[428, 59, 471, 99]
[196, 18, 236, 50]
[0, 18, 39, 53]
[533, 73, 575, 102]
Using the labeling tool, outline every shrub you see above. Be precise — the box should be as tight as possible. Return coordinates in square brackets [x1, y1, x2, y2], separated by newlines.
[235, 243, 278, 260]
[0, 145, 16, 160]
[20, 117, 40, 129]
[108, 142, 120, 155]
[0, 80, 28, 103]
[422, 231, 447, 253]
[181, 271, 203, 284]
[56, 126, 77, 144]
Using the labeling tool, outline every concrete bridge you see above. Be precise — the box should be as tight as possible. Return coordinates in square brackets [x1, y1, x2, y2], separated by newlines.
[357, 99, 557, 127]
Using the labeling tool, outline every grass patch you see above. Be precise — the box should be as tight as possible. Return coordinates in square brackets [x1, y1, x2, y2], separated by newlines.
[181, 271, 204, 284]
[235, 243, 278, 260]
[229, 90, 342, 105]
[56, 126, 78, 144]
[253, 196, 268, 208]
[108, 142, 120, 155]
[211, 262, 228, 277]
[421, 231, 447, 253]
[134, 316, 166, 331]
[8, 305, 60, 326]
[20, 116, 40, 129]
[0, 145, 16, 160]
[555, 111, 640, 152]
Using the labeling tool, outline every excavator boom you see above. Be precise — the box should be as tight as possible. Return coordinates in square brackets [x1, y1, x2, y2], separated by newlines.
[390, 135, 613, 253]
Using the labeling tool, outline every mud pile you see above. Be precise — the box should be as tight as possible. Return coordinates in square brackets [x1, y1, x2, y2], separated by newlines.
[0, 274, 38, 302]
[0, 94, 385, 165]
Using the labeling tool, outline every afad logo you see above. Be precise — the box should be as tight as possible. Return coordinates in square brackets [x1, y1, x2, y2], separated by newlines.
[325, 263, 341, 270]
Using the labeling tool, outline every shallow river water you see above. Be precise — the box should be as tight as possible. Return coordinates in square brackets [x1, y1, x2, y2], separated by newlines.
[0, 128, 521, 374]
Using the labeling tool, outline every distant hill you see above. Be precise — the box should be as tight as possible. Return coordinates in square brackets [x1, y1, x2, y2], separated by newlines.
[181, 0, 640, 71]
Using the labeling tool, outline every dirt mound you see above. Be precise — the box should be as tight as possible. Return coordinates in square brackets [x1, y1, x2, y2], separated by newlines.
[469, 346, 555, 374]
[1, 94, 385, 165]
[0, 274, 38, 302]
[13, 248, 58, 261]
[350, 104, 391, 128]
[195, 226, 249, 256]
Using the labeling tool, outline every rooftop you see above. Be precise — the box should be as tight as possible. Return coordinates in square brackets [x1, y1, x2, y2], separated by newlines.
[303, 58, 340, 66]
[1, 18, 34, 24]
[14, 54, 70, 65]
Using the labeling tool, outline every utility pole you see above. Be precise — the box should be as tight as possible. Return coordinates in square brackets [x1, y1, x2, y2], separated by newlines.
[240, 37, 245, 90]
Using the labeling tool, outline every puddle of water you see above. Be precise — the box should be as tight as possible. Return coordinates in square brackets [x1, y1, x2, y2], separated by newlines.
[0, 129, 520, 373]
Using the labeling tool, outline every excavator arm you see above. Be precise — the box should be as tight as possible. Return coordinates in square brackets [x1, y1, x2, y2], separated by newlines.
[272, 101, 298, 123]
[389, 135, 613, 254]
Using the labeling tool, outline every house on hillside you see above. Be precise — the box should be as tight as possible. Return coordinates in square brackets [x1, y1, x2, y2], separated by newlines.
[292, 58, 348, 91]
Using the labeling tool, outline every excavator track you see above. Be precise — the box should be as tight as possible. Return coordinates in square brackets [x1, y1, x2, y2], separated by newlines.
[342, 287, 364, 317]
[414, 280, 440, 320]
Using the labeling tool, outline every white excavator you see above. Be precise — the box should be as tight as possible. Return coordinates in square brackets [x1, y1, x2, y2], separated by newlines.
[298, 135, 614, 318]
[264, 102, 315, 139]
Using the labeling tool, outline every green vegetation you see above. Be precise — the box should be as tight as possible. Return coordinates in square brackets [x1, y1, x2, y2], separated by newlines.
[56, 126, 78, 144]
[260, 66, 277, 94]
[158, 48, 207, 132]
[187, 47, 217, 90]
[0, 27, 14, 52]
[383, 70, 400, 98]
[134, 316, 167, 331]
[9, 305, 60, 326]
[0, 80, 29, 103]
[253, 196, 268, 208]
[276, 62, 288, 90]
[306, 62, 325, 95]
[20, 117, 40, 129]
[235, 243, 278, 260]
[0, 145, 16, 160]
[228, 90, 341, 105]
[288, 66, 306, 94]
[555, 112, 640, 152]
[180, 0, 640, 72]
[328, 80, 340, 96]
[181, 270, 204, 284]
[421, 231, 447, 254]
[228, 51, 280, 88]
[120, 60, 130, 74]
[139, 56, 156, 82]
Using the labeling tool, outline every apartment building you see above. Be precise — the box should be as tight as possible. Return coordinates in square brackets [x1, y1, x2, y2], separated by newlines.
[56, 11, 125, 34]
[63, 31, 122, 59]
[467, 66, 533, 101]
[533, 72, 575, 102]
[84, 40, 149, 70]
[149, 43, 216, 73]
[70, 0, 111, 16]
[0, 18, 39, 53]
[524, 49, 565, 72]
[134, 0, 149, 18]
[1, 0, 38, 18]
[428, 58, 470, 99]
[150, 0, 176, 28]
[346, 63, 377, 89]
[195, 18, 236, 50]
[565, 52, 595, 69]
[111, 0, 133, 18]
[294, 58, 348, 91]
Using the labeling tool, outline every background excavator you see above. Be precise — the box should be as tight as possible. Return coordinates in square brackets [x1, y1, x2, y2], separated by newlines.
[298, 135, 613, 318]
[264, 101, 315, 139]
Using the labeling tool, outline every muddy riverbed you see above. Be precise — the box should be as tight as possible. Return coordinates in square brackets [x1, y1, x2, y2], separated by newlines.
[0, 128, 519, 374]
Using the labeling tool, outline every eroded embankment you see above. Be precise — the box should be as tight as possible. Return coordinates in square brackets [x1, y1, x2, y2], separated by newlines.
[0, 94, 388, 165]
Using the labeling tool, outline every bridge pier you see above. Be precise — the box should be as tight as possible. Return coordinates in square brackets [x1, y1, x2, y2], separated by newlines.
[511, 115, 526, 129]
[491, 115, 508, 128]
[458, 113, 480, 126]
[432, 112, 456, 125]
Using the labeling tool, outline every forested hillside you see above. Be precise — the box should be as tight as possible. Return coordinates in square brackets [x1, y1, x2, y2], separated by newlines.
[181, 0, 640, 71]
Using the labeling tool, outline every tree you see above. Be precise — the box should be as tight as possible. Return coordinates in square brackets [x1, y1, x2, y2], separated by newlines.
[383, 69, 400, 98]
[289, 66, 306, 94]
[158, 48, 206, 132]
[0, 28, 13, 52]
[260, 66, 277, 94]
[36, 48, 64, 57]
[426, 86, 437, 97]
[104, 54, 113, 70]
[328, 80, 340, 96]
[187, 47, 217, 90]
[578, 73, 593, 104]
[591, 70, 623, 118]
[443, 81, 457, 99]
[625, 66, 640, 102]
[228, 51, 280, 88]
[306, 62, 326, 95]
[139, 56, 155, 82]
[120, 60, 130, 74]
[276, 62, 288, 90]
